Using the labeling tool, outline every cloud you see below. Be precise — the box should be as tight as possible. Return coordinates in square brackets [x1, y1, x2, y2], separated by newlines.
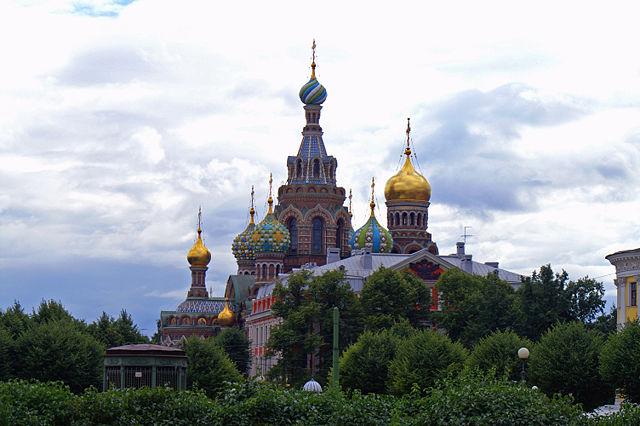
[69, 0, 137, 18]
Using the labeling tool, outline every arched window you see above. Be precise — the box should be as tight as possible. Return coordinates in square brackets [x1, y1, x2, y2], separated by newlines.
[312, 218, 323, 253]
[288, 218, 298, 254]
[313, 159, 320, 177]
[261, 264, 267, 280]
[402, 212, 408, 226]
[410, 212, 415, 226]
[276, 264, 280, 277]
[416, 213, 421, 227]
[336, 219, 344, 249]
[395, 212, 400, 226]
[269, 264, 274, 280]
[296, 159, 302, 178]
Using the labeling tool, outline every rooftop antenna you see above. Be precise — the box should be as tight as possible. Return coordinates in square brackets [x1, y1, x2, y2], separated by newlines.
[461, 226, 473, 244]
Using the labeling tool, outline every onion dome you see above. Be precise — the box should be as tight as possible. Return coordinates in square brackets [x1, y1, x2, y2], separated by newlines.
[187, 209, 211, 267]
[384, 118, 431, 202]
[299, 40, 327, 105]
[353, 178, 393, 253]
[252, 174, 290, 254]
[216, 298, 236, 326]
[232, 187, 256, 261]
[303, 378, 322, 392]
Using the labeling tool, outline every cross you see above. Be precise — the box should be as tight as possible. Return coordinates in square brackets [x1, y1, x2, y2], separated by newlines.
[269, 173, 273, 198]
[371, 177, 375, 202]
[312, 39, 316, 63]
[197, 207, 202, 232]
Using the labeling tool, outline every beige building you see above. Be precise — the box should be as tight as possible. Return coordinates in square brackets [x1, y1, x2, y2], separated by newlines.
[606, 248, 640, 328]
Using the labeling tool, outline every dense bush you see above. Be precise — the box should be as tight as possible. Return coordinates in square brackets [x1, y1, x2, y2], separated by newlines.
[466, 329, 533, 381]
[214, 327, 251, 375]
[529, 321, 613, 411]
[388, 329, 467, 395]
[600, 321, 640, 402]
[339, 328, 402, 394]
[182, 335, 242, 398]
[1, 378, 633, 425]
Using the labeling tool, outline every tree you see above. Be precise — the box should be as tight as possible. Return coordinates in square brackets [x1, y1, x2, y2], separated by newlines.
[338, 324, 411, 394]
[0, 327, 14, 381]
[14, 320, 104, 393]
[528, 321, 613, 411]
[514, 265, 606, 340]
[32, 299, 79, 325]
[0, 301, 30, 338]
[387, 329, 467, 395]
[466, 330, 533, 382]
[86, 310, 149, 348]
[359, 267, 431, 330]
[600, 321, 640, 402]
[433, 268, 518, 347]
[268, 270, 359, 387]
[182, 336, 241, 398]
[588, 305, 617, 335]
[215, 327, 251, 375]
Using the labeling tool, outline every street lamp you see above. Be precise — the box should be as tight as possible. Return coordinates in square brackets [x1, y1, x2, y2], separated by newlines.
[518, 347, 530, 383]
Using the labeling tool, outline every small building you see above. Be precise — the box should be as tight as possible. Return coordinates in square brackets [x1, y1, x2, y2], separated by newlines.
[606, 248, 640, 328]
[103, 344, 187, 391]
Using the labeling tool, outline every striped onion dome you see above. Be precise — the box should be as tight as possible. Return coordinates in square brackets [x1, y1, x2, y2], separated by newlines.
[303, 378, 323, 392]
[352, 186, 393, 253]
[299, 77, 327, 105]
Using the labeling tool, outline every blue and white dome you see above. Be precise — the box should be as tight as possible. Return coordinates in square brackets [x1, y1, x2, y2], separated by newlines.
[299, 77, 327, 105]
[303, 378, 322, 392]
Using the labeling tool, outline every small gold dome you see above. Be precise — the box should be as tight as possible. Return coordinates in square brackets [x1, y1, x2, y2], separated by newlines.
[217, 298, 235, 326]
[187, 228, 211, 267]
[384, 118, 431, 203]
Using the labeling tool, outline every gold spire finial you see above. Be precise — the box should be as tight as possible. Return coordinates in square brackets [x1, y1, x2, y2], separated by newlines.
[311, 39, 317, 79]
[370, 177, 376, 214]
[267, 173, 274, 214]
[197, 206, 202, 234]
[404, 117, 412, 156]
[249, 185, 255, 224]
[348, 189, 353, 218]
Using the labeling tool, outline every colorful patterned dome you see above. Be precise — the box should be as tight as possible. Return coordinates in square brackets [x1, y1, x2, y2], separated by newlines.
[232, 188, 257, 261]
[299, 40, 327, 105]
[385, 119, 431, 203]
[251, 176, 290, 254]
[187, 210, 211, 267]
[216, 298, 236, 326]
[352, 178, 393, 253]
[299, 77, 327, 105]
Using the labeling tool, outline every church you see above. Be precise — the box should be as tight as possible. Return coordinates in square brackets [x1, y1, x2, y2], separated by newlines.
[159, 44, 522, 375]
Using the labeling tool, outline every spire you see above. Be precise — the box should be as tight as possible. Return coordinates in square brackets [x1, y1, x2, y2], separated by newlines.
[197, 206, 202, 234]
[348, 189, 353, 218]
[249, 185, 255, 224]
[311, 39, 317, 79]
[267, 173, 273, 214]
[370, 177, 376, 215]
[405, 117, 411, 156]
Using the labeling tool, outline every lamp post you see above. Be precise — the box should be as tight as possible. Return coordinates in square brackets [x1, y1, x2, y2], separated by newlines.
[518, 347, 530, 383]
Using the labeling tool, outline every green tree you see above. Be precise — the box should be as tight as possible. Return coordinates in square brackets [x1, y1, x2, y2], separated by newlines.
[600, 321, 640, 402]
[215, 327, 251, 375]
[338, 326, 408, 394]
[32, 299, 79, 325]
[588, 305, 617, 335]
[514, 265, 606, 340]
[0, 301, 30, 338]
[182, 336, 241, 398]
[433, 268, 518, 347]
[529, 321, 613, 411]
[86, 310, 149, 348]
[359, 267, 431, 330]
[0, 327, 14, 381]
[14, 320, 104, 393]
[388, 329, 467, 395]
[466, 329, 533, 381]
[268, 270, 359, 387]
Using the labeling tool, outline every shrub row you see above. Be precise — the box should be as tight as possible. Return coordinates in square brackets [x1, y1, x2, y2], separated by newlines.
[2, 374, 637, 425]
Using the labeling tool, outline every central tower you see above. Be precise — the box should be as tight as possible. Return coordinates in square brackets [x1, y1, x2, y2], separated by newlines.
[275, 41, 351, 271]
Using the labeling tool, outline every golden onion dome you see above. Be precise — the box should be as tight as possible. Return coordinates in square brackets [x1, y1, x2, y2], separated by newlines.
[217, 298, 236, 326]
[187, 209, 212, 267]
[384, 119, 431, 203]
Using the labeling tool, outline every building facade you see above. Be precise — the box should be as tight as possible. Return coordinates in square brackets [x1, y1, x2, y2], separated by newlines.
[606, 248, 640, 328]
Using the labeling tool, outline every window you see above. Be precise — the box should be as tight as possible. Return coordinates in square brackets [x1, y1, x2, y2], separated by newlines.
[631, 282, 637, 307]
[296, 159, 302, 178]
[261, 264, 267, 280]
[288, 218, 298, 254]
[312, 218, 323, 253]
[313, 159, 320, 177]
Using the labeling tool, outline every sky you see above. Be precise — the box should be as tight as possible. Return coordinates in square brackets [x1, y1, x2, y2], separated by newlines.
[1, 0, 639, 336]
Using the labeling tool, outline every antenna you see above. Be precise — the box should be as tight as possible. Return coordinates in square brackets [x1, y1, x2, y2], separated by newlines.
[461, 226, 473, 244]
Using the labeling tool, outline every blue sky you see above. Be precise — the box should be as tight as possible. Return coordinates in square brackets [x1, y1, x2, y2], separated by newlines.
[1, 0, 639, 334]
